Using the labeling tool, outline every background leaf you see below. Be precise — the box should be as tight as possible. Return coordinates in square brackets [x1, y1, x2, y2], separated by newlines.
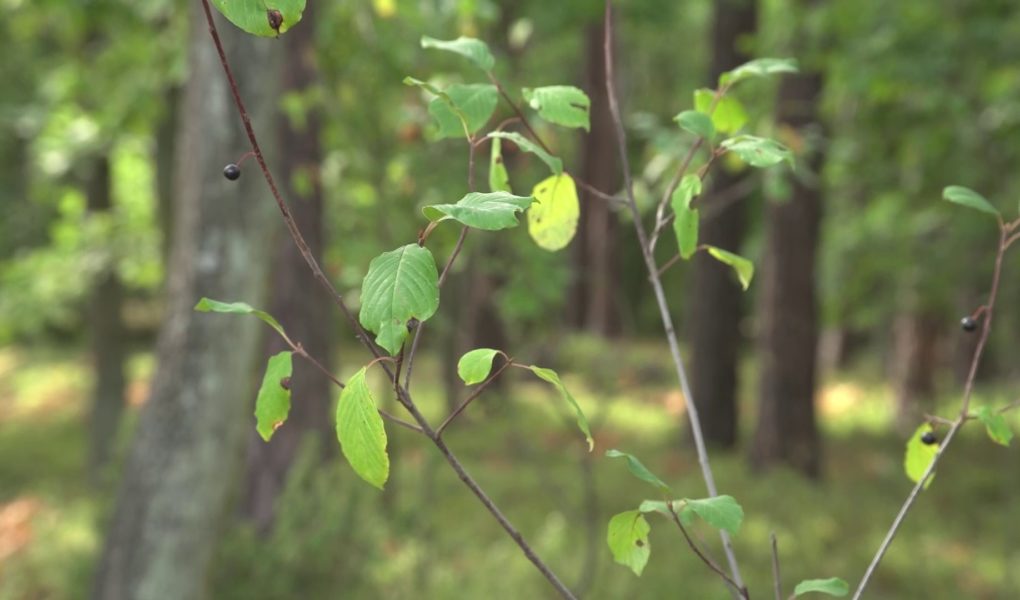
[694, 88, 747, 134]
[674, 110, 715, 139]
[358, 244, 440, 354]
[607, 510, 651, 576]
[904, 424, 938, 488]
[606, 450, 672, 494]
[336, 367, 389, 489]
[457, 348, 500, 385]
[487, 131, 562, 175]
[793, 577, 850, 597]
[529, 365, 594, 450]
[420, 36, 494, 71]
[720, 135, 793, 168]
[523, 86, 591, 131]
[423, 192, 534, 230]
[977, 406, 1013, 446]
[528, 174, 579, 251]
[210, 0, 306, 37]
[194, 297, 285, 338]
[705, 246, 754, 290]
[254, 351, 293, 442]
[720, 57, 799, 87]
[943, 186, 999, 217]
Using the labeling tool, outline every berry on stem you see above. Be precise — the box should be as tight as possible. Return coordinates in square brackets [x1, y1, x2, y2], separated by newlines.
[223, 163, 241, 181]
[960, 316, 977, 332]
[920, 431, 937, 445]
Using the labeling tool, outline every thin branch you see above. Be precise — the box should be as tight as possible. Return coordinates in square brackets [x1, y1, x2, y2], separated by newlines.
[852, 226, 1009, 599]
[602, 2, 745, 591]
[571, 173, 626, 206]
[488, 72, 553, 155]
[437, 359, 513, 437]
[669, 508, 748, 599]
[770, 532, 782, 600]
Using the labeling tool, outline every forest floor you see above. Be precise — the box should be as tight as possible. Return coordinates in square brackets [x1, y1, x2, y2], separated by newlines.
[1, 340, 1019, 600]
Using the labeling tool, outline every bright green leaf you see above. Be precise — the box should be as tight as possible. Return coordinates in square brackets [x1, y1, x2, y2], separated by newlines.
[457, 348, 500, 385]
[523, 86, 591, 131]
[694, 88, 747, 134]
[428, 84, 498, 139]
[530, 365, 594, 451]
[211, 0, 305, 37]
[637, 500, 675, 517]
[672, 175, 702, 259]
[606, 450, 672, 494]
[358, 244, 440, 355]
[489, 137, 512, 193]
[943, 186, 999, 218]
[607, 510, 651, 576]
[720, 135, 793, 168]
[423, 192, 534, 230]
[977, 406, 1013, 446]
[404, 77, 471, 140]
[678, 495, 743, 535]
[420, 36, 494, 71]
[336, 367, 389, 489]
[793, 577, 850, 597]
[904, 424, 938, 489]
[254, 351, 293, 441]
[674, 110, 715, 140]
[705, 246, 754, 290]
[487, 131, 563, 175]
[528, 174, 578, 251]
[719, 57, 799, 87]
[194, 298, 285, 337]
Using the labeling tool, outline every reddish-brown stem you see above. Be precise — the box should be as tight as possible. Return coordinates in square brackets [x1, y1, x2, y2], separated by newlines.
[770, 533, 782, 600]
[436, 358, 513, 437]
[488, 72, 553, 155]
[669, 508, 748, 599]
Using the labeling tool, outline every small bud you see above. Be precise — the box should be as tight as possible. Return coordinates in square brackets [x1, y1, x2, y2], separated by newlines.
[223, 163, 241, 181]
[406, 318, 420, 332]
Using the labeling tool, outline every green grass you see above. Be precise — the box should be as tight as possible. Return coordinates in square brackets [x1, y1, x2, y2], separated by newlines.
[1, 342, 1019, 599]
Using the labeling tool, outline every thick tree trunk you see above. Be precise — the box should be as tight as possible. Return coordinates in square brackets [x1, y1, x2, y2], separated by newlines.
[892, 312, 939, 432]
[92, 7, 279, 599]
[751, 70, 825, 478]
[87, 156, 127, 483]
[241, 2, 333, 536]
[572, 22, 621, 336]
[686, 0, 757, 449]
[155, 87, 179, 263]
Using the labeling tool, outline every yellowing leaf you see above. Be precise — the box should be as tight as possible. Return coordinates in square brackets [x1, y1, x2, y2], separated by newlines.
[528, 174, 579, 251]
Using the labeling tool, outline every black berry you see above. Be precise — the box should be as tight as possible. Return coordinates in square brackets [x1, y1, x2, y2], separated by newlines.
[920, 431, 937, 445]
[223, 163, 241, 181]
[267, 9, 283, 32]
[960, 316, 977, 332]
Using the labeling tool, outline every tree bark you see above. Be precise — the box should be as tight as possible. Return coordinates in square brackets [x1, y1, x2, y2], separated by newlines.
[241, 1, 333, 536]
[572, 22, 622, 336]
[751, 69, 825, 478]
[686, 0, 757, 449]
[92, 6, 279, 599]
[892, 312, 939, 433]
[86, 156, 127, 483]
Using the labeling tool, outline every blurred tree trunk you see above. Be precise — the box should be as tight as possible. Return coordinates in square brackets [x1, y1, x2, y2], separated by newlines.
[751, 68, 825, 478]
[92, 6, 279, 599]
[686, 0, 757, 448]
[155, 87, 179, 263]
[241, 3, 333, 535]
[86, 156, 127, 483]
[571, 22, 621, 336]
[892, 312, 938, 432]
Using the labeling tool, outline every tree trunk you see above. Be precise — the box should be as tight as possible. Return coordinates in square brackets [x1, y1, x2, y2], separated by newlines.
[92, 6, 279, 599]
[686, 0, 757, 449]
[241, 1, 333, 536]
[572, 22, 621, 336]
[87, 156, 127, 483]
[751, 70, 825, 478]
[155, 87, 179, 263]
[892, 312, 939, 433]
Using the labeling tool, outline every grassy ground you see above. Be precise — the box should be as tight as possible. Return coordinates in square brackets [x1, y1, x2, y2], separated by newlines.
[1, 340, 1019, 599]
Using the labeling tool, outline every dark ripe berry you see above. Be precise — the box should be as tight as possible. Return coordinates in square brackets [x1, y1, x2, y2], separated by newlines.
[267, 9, 283, 32]
[223, 163, 241, 181]
[280, 376, 291, 391]
[960, 316, 977, 332]
[920, 431, 937, 445]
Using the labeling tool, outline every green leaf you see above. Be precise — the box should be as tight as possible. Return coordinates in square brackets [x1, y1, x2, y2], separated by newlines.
[705, 246, 754, 290]
[522, 86, 591, 131]
[194, 298, 285, 338]
[606, 450, 672, 494]
[977, 406, 1013, 446]
[489, 137, 512, 193]
[358, 244, 440, 355]
[719, 57, 799, 87]
[694, 88, 747, 134]
[529, 365, 594, 451]
[487, 131, 563, 175]
[423, 192, 534, 230]
[720, 135, 793, 168]
[943, 186, 999, 218]
[904, 424, 937, 489]
[678, 495, 744, 535]
[428, 84, 498, 139]
[607, 510, 651, 576]
[210, 0, 305, 37]
[254, 351, 293, 441]
[793, 577, 850, 597]
[637, 499, 675, 518]
[528, 174, 579, 251]
[674, 110, 715, 140]
[404, 77, 471, 140]
[420, 36, 494, 71]
[336, 367, 389, 489]
[672, 175, 703, 259]
[457, 348, 500, 385]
